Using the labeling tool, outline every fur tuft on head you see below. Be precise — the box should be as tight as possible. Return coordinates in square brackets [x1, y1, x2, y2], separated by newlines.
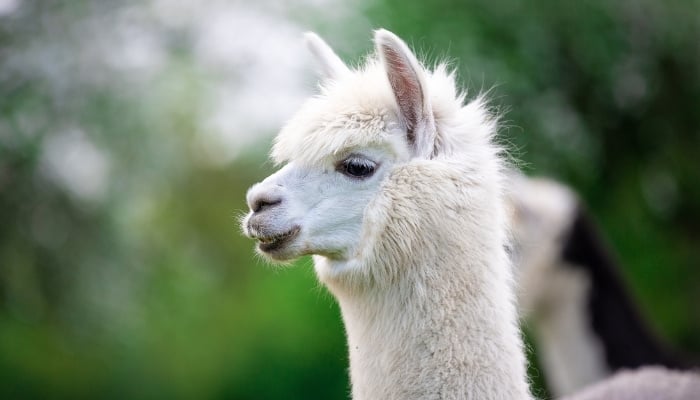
[272, 31, 501, 169]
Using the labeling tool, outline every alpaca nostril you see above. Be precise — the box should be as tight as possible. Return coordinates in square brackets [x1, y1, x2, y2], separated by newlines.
[246, 182, 286, 214]
[252, 196, 282, 213]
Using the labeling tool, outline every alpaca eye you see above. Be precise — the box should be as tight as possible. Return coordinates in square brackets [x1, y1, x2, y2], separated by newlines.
[339, 157, 377, 178]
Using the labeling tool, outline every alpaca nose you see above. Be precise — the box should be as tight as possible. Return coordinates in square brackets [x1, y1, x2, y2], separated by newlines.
[252, 195, 282, 213]
[247, 185, 284, 213]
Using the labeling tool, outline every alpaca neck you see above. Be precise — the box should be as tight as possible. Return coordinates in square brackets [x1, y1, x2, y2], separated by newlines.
[315, 164, 533, 400]
[320, 250, 531, 399]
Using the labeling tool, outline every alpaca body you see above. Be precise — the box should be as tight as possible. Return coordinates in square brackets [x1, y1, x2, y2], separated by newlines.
[509, 176, 695, 395]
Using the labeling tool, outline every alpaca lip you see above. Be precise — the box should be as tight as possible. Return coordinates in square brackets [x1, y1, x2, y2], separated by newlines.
[257, 226, 300, 252]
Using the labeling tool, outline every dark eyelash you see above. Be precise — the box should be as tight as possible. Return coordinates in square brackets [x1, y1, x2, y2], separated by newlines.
[338, 157, 377, 179]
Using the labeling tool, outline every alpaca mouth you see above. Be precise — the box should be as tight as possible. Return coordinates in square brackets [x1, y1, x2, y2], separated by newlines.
[257, 226, 300, 252]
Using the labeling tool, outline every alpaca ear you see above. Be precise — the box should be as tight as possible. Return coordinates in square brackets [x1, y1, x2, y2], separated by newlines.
[304, 32, 351, 81]
[375, 29, 437, 158]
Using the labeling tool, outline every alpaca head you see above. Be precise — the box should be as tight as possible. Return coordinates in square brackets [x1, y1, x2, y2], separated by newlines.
[242, 30, 500, 279]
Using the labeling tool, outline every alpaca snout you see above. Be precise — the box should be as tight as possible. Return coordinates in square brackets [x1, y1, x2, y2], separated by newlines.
[243, 183, 298, 247]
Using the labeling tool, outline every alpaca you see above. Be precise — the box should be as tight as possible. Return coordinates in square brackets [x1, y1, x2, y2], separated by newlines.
[508, 175, 697, 396]
[242, 30, 699, 399]
[243, 29, 531, 399]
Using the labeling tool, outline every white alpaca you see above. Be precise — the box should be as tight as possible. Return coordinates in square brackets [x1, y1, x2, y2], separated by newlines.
[244, 29, 530, 399]
[242, 30, 699, 399]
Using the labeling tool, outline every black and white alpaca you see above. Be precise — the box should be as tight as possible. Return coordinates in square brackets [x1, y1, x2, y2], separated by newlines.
[509, 175, 697, 396]
[242, 30, 700, 399]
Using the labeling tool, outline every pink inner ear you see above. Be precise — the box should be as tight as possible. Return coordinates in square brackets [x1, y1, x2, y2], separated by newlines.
[382, 44, 423, 145]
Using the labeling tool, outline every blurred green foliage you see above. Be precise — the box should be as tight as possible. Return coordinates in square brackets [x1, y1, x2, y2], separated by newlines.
[0, 0, 698, 399]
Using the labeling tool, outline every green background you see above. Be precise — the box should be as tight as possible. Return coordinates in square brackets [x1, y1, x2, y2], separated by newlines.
[1, 0, 698, 398]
